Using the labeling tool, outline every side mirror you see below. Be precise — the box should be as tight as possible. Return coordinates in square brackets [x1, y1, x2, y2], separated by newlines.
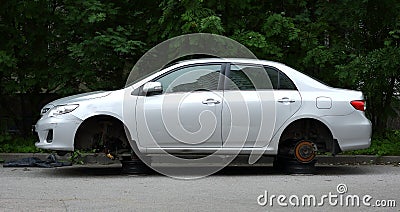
[142, 82, 163, 94]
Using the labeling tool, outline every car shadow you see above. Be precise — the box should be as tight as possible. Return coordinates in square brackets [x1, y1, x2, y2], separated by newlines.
[212, 165, 369, 176]
[40, 164, 371, 177]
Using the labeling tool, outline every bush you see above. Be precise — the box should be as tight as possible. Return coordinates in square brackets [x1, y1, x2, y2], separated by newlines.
[0, 134, 44, 153]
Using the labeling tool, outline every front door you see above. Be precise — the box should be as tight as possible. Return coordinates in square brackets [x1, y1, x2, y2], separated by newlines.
[136, 63, 225, 149]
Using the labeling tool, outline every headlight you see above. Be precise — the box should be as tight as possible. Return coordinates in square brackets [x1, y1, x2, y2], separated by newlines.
[48, 104, 79, 117]
[41, 107, 51, 115]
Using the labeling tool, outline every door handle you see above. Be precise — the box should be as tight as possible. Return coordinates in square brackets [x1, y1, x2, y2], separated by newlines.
[202, 98, 221, 104]
[277, 97, 295, 103]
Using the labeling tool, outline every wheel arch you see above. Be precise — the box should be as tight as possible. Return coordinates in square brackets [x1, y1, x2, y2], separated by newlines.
[73, 113, 135, 152]
[276, 116, 341, 154]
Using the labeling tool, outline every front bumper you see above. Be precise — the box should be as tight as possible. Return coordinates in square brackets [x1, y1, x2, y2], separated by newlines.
[35, 114, 83, 151]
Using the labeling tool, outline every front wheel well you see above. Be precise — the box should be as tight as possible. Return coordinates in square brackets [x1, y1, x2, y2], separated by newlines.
[74, 115, 131, 155]
[278, 118, 340, 155]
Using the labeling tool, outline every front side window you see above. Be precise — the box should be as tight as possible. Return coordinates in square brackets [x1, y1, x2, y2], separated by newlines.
[156, 64, 222, 93]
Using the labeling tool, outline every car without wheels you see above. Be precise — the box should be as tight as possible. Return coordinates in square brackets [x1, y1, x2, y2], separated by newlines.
[35, 58, 372, 174]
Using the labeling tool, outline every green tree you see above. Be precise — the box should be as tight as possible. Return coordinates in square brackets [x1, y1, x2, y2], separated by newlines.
[1, 0, 399, 134]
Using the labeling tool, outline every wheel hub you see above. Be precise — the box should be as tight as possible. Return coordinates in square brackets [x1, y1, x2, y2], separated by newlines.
[294, 140, 316, 163]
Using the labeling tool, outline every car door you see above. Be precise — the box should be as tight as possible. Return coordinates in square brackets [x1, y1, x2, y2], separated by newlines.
[136, 63, 225, 149]
[265, 66, 302, 136]
[222, 63, 301, 148]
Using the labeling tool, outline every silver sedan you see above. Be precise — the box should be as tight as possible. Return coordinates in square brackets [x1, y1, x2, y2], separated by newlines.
[35, 58, 372, 173]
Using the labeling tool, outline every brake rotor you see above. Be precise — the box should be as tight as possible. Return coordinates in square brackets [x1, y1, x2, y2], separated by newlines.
[294, 140, 316, 163]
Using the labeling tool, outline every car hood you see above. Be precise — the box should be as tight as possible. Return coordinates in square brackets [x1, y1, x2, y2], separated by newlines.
[45, 91, 112, 107]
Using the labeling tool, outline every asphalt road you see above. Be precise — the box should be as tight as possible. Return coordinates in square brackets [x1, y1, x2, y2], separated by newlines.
[0, 164, 399, 212]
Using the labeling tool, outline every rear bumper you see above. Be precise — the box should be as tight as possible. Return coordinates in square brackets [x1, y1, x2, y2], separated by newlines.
[35, 115, 82, 151]
[323, 111, 372, 151]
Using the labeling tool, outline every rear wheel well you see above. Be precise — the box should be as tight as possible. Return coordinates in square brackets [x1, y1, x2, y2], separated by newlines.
[278, 118, 339, 155]
[74, 115, 131, 156]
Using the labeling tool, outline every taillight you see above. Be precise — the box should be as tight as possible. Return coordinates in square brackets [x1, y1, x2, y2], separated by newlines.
[350, 100, 366, 111]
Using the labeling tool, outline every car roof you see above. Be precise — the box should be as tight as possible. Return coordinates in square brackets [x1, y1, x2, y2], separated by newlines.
[174, 58, 284, 67]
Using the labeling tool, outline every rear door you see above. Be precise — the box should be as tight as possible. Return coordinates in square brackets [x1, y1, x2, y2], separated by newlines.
[265, 66, 302, 136]
[222, 63, 301, 148]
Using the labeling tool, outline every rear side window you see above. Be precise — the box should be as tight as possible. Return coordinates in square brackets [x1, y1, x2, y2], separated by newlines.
[279, 71, 296, 90]
[264, 66, 297, 90]
[226, 64, 297, 90]
[265, 67, 278, 89]
[226, 64, 273, 90]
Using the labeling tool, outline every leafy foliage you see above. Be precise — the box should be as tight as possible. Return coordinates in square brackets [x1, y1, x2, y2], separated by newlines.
[0, 0, 399, 136]
[0, 134, 43, 153]
[337, 47, 400, 131]
[69, 150, 85, 165]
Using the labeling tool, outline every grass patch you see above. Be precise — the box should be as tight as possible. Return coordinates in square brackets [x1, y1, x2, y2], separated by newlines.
[0, 134, 46, 153]
[344, 130, 400, 156]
